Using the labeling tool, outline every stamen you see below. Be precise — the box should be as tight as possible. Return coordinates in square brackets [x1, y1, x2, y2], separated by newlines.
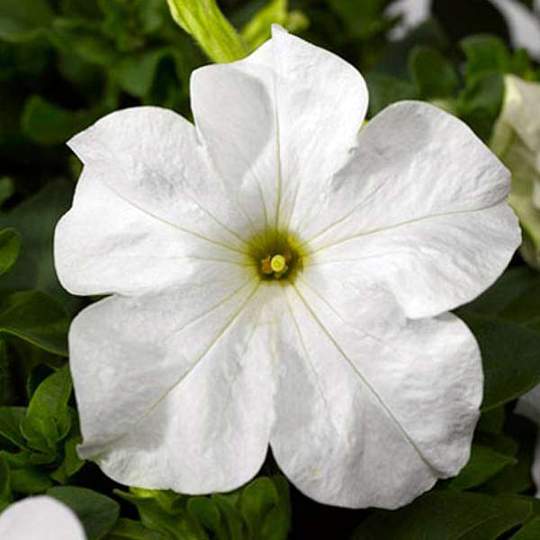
[270, 254, 287, 273]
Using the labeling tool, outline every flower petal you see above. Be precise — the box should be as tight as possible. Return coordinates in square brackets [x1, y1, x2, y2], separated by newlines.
[270, 273, 482, 509]
[0, 496, 86, 540]
[298, 101, 520, 318]
[190, 25, 368, 230]
[70, 278, 275, 493]
[55, 168, 248, 296]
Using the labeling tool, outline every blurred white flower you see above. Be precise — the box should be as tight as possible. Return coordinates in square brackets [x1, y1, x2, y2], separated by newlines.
[492, 75, 540, 268]
[55, 25, 520, 509]
[0, 496, 85, 540]
[389, 0, 540, 60]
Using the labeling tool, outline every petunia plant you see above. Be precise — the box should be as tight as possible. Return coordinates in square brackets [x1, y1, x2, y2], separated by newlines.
[3, 0, 540, 538]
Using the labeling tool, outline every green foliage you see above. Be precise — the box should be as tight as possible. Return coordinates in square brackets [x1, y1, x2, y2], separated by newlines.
[351, 492, 533, 539]
[115, 475, 290, 540]
[48, 486, 120, 540]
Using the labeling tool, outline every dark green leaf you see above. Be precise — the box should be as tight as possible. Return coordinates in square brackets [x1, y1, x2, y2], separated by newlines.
[22, 95, 101, 146]
[48, 486, 120, 540]
[461, 35, 511, 80]
[240, 477, 279, 538]
[513, 517, 540, 539]
[0, 229, 20, 276]
[366, 73, 418, 117]
[409, 46, 459, 98]
[351, 492, 532, 539]
[0, 454, 11, 505]
[105, 518, 167, 540]
[0, 291, 69, 356]
[0, 0, 53, 42]
[0, 407, 26, 448]
[445, 444, 516, 491]
[0, 180, 80, 314]
[10, 466, 54, 494]
[461, 314, 540, 410]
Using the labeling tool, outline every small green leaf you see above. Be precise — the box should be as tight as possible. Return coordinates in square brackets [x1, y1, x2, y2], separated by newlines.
[20, 366, 72, 454]
[105, 518, 167, 540]
[0, 0, 53, 43]
[21, 95, 101, 146]
[366, 73, 418, 117]
[0, 407, 27, 448]
[461, 35, 511, 80]
[445, 445, 516, 491]
[0, 291, 69, 356]
[409, 46, 460, 98]
[187, 497, 223, 534]
[0, 454, 11, 505]
[513, 517, 540, 539]
[51, 432, 85, 483]
[48, 486, 120, 540]
[240, 477, 279, 538]
[166, 0, 247, 62]
[0, 179, 81, 315]
[461, 314, 540, 410]
[0, 229, 20, 277]
[10, 466, 54, 494]
[351, 492, 532, 539]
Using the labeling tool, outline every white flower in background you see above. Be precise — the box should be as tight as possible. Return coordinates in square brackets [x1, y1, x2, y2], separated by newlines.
[516, 387, 540, 496]
[54, 25, 520, 509]
[389, 0, 540, 60]
[492, 75, 540, 268]
[0, 496, 86, 540]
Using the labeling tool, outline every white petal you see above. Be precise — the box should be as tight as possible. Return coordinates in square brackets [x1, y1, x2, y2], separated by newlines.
[57, 106, 253, 296]
[55, 168, 248, 296]
[191, 25, 368, 230]
[298, 101, 520, 318]
[0, 496, 86, 540]
[70, 277, 275, 493]
[270, 272, 482, 509]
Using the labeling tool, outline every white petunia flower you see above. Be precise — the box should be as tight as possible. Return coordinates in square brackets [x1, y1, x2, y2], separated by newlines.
[0, 496, 86, 540]
[54, 26, 520, 509]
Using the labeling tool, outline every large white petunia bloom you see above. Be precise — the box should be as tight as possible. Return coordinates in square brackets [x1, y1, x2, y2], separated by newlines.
[0, 496, 86, 539]
[54, 26, 520, 509]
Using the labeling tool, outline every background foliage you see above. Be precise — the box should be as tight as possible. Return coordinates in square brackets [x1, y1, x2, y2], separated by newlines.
[1, 0, 540, 538]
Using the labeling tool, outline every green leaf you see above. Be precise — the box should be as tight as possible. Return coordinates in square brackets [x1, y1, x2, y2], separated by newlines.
[351, 492, 532, 539]
[408, 46, 460, 98]
[366, 73, 418, 117]
[21, 95, 101, 146]
[0, 454, 11, 507]
[0, 291, 69, 356]
[0, 407, 26, 448]
[166, 0, 247, 62]
[0, 229, 20, 277]
[444, 444, 516, 491]
[461, 314, 540, 410]
[105, 519, 167, 540]
[20, 366, 72, 454]
[0, 0, 53, 43]
[51, 432, 85, 483]
[10, 466, 54, 494]
[240, 477, 280, 538]
[458, 72, 504, 141]
[240, 0, 307, 52]
[0, 179, 80, 315]
[259, 476, 290, 540]
[461, 35, 511, 80]
[513, 517, 540, 539]
[187, 497, 224, 536]
[48, 486, 120, 540]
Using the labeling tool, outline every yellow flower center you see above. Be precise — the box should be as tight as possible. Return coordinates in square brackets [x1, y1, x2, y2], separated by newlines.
[246, 228, 307, 282]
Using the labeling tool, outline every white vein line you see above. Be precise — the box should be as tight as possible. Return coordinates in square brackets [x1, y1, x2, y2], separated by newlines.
[92, 280, 261, 457]
[291, 282, 441, 475]
[98, 177, 248, 257]
[282, 287, 336, 430]
[306, 200, 506, 256]
[271, 41, 284, 230]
